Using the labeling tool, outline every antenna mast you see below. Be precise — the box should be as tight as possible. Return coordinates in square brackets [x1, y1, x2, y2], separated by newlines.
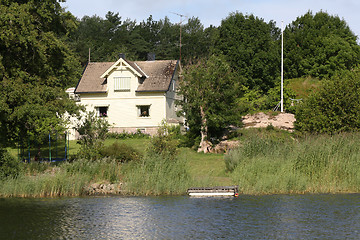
[171, 12, 186, 62]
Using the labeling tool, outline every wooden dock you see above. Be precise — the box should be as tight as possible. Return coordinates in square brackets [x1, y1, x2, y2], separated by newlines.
[187, 186, 239, 197]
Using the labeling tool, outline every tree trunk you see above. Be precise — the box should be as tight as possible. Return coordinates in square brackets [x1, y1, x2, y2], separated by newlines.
[198, 106, 212, 153]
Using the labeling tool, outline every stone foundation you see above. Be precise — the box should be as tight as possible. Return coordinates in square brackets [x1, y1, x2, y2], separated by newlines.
[109, 127, 159, 136]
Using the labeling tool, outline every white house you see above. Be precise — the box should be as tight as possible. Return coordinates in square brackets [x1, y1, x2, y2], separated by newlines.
[70, 55, 183, 138]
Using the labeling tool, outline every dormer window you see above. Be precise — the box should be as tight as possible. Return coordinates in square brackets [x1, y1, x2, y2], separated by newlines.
[114, 77, 131, 91]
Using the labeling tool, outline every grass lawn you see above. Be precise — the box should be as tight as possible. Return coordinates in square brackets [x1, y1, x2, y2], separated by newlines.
[179, 148, 233, 186]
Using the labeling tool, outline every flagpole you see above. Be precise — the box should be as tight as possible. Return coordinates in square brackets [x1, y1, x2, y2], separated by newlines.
[281, 21, 284, 113]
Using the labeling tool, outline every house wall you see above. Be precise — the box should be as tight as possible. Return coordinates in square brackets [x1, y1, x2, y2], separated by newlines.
[77, 66, 167, 135]
[165, 67, 184, 125]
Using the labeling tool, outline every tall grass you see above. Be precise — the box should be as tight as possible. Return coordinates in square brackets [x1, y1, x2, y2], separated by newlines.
[0, 159, 122, 197]
[121, 154, 192, 196]
[64, 159, 122, 183]
[0, 172, 90, 197]
[226, 133, 360, 194]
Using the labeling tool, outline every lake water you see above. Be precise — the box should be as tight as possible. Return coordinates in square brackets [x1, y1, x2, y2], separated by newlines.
[0, 194, 359, 239]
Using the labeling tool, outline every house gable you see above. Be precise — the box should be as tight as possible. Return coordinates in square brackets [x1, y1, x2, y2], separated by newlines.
[101, 58, 145, 79]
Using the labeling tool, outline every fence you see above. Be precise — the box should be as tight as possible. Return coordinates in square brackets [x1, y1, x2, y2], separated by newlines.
[18, 132, 70, 163]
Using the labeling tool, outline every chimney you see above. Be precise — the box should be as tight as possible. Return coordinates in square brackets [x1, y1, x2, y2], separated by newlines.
[119, 53, 126, 59]
[147, 53, 156, 61]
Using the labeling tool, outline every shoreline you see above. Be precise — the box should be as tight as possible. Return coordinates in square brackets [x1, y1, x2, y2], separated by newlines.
[1, 180, 359, 198]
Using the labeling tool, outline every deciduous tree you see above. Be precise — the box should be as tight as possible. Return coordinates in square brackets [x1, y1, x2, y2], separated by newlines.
[178, 55, 240, 152]
[0, 0, 81, 147]
[215, 12, 281, 92]
[284, 11, 360, 79]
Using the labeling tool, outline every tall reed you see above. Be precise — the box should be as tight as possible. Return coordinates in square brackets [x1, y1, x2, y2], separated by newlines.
[0, 172, 90, 197]
[0, 159, 122, 197]
[226, 133, 360, 194]
[121, 154, 192, 196]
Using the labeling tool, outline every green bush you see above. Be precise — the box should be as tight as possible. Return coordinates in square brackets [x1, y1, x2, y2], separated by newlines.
[75, 111, 110, 160]
[100, 142, 142, 163]
[146, 121, 179, 160]
[295, 69, 360, 134]
[0, 149, 22, 180]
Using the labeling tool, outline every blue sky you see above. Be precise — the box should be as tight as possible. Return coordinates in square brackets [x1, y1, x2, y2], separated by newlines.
[61, 0, 360, 38]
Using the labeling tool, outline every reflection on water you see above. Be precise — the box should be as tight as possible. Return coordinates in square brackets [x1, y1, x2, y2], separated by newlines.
[0, 194, 359, 239]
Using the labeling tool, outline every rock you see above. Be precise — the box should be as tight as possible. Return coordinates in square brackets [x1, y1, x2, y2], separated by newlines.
[84, 182, 122, 195]
[91, 183, 100, 189]
[211, 140, 240, 153]
[242, 112, 295, 131]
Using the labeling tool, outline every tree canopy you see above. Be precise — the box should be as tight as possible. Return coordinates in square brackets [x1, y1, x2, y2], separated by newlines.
[0, 0, 81, 147]
[70, 13, 214, 65]
[284, 11, 360, 79]
[215, 12, 281, 92]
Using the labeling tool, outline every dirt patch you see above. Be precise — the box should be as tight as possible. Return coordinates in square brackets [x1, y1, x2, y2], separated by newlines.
[242, 112, 296, 131]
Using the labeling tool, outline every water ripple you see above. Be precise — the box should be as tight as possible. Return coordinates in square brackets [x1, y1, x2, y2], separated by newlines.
[0, 194, 359, 239]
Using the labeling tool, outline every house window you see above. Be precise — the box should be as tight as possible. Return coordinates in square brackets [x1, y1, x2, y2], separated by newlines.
[97, 106, 108, 117]
[137, 105, 150, 117]
[114, 77, 131, 91]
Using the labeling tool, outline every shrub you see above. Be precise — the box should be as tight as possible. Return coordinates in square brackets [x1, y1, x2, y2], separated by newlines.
[75, 111, 110, 160]
[295, 69, 360, 134]
[0, 149, 22, 180]
[146, 121, 179, 160]
[100, 142, 142, 163]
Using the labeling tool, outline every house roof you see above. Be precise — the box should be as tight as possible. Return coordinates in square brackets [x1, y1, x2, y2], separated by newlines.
[136, 60, 178, 92]
[75, 62, 113, 93]
[75, 59, 179, 94]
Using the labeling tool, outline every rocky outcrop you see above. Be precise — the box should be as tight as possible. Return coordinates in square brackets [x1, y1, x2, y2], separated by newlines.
[242, 112, 295, 131]
[211, 140, 240, 153]
[84, 182, 123, 195]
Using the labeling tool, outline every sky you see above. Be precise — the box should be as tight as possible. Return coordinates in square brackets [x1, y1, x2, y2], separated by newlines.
[61, 0, 360, 38]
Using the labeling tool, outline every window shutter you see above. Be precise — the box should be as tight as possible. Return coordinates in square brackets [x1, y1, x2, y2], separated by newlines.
[114, 77, 131, 91]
